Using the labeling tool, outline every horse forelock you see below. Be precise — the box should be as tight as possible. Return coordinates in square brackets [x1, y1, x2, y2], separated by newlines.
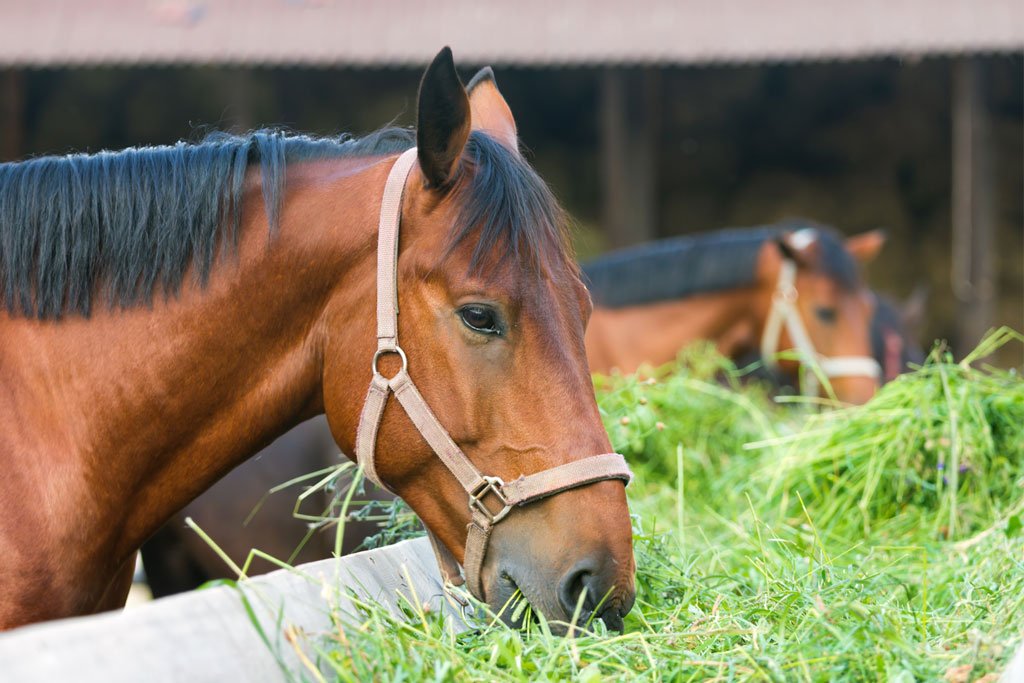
[444, 132, 575, 282]
[796, 223, 862, 291]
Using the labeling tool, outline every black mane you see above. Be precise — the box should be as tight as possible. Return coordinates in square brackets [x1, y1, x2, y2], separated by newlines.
[0, 127, 567, 319]
[582, 222, 860, 309]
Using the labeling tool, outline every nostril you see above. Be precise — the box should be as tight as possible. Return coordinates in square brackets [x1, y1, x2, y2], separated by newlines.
[558, 559, 633, 633]
[557, 563, 595, 619]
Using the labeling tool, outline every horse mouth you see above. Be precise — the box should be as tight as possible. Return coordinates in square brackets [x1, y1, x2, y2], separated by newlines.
[491, 572, 547, 631]
[491, 572, 530, 626]
[492, 572, 626, 635]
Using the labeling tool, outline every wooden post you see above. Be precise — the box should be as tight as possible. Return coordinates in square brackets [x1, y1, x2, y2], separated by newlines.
[601, 68, 659, 248]
[950, 58, 996, 354]
[1, 69, 24, 162]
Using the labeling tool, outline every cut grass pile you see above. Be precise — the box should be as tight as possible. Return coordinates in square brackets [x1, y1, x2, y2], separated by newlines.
[293, 329, 1024, 682]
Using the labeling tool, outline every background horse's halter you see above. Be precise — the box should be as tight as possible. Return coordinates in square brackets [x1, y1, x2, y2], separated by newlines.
[760, 258, 882, 398]
[355, 148, 632, 599]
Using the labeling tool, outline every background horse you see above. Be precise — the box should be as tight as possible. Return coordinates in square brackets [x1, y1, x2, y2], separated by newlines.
[0, 48, 635, 631]
[583, 223, 886, 404]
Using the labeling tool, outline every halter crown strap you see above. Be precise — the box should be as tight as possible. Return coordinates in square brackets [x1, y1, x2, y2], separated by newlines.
[375, 148, 418, 351]
[355, 148, 632, 598]
[760, 257, 881, 398]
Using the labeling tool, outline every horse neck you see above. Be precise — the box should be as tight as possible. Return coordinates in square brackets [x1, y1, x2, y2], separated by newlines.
[585, 287, 765, 374]
[0, 156, 387, 566]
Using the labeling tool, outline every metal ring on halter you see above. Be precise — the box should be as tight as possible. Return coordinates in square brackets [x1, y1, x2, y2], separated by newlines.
[372, 345, 408, 379]
[774, 284, 798, 304]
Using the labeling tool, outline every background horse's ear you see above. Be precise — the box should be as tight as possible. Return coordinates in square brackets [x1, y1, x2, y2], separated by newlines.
[417, 47, 471, 188]
[845, 229, 887, 265]
[466, 67, 519, 154]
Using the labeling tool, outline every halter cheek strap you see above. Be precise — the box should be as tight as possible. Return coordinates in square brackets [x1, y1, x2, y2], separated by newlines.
[354, 148, 632, 598]
[760, 258, 882, 398]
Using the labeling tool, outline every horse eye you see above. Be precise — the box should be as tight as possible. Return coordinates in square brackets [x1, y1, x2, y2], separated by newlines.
[459, 305, 501, 335]
[814, 306, 838, 324]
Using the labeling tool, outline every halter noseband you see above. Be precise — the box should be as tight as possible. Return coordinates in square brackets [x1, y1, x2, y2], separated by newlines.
[760, 258, 881, 398]
[355, 149, 632, 599]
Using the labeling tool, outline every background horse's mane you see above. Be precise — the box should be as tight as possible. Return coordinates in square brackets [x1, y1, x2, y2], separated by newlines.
[582, 221, 859, 309]
[0, 127, 568, 319]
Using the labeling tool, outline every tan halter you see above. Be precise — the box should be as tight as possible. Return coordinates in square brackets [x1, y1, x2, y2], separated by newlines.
[355, 148, 632, 599]
[760, 258, 881, 398]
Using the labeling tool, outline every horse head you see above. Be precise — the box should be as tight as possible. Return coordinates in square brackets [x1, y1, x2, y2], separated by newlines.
[322, 49, 636, 631]
[758, 226, 886, 404]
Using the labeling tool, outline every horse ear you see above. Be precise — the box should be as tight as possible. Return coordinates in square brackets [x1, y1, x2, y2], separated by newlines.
[466, 67, 519, 154]
[417, 47, 471, 188]
[845, 229, 887, 265]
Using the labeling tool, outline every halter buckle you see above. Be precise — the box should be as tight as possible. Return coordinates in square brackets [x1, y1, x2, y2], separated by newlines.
[372, 345, 408, 379]
[469, 476, 512, 525]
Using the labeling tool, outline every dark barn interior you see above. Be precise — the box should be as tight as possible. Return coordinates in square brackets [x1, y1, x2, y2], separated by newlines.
[1, 2, 1021, 364]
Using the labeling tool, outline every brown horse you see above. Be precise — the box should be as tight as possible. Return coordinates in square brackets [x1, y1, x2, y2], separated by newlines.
[583, 224, 886, 404]
[0, 49, 635, 631]
[139, 416, 398, 598]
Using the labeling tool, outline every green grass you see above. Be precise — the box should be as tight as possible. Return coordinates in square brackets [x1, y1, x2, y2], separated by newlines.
[290, 329, 1024, 682]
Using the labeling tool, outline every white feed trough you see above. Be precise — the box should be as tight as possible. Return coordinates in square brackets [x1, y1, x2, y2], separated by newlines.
[1006, 644, 1024, 682]
[0, 537, 468, 682]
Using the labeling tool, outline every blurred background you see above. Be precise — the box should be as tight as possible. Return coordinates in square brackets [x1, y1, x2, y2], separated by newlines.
[1, 0, 1021, 364]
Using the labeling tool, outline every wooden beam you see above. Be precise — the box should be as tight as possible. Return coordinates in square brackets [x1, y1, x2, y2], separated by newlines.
[950, 58, 996, 354]
[600, 68, 660, 248]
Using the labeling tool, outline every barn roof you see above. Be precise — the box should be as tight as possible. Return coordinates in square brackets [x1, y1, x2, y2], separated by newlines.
[1, 0, 1021, 68]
